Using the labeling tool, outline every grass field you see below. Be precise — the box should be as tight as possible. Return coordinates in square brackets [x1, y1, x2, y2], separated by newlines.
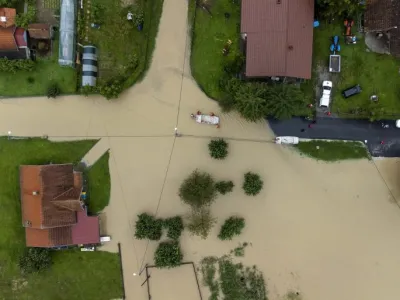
[0, 38, 77, 97]
[0, 138, 122, 299]
[86, 0, 164, 88]
[312, 23, 400, 119]
[190, 0, 241, 100]
[295, 140, 370, 161]
[87, 151, 111, 214]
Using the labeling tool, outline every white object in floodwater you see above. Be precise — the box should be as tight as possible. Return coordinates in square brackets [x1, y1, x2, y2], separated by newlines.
[133, 273, 137, 276]
[365, 140, 368, 144]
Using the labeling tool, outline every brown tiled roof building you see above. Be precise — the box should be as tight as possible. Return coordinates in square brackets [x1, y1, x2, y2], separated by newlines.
[364, 0, 400, 57]
[241, 0, 314, 79]
[20, 164, 100, 248]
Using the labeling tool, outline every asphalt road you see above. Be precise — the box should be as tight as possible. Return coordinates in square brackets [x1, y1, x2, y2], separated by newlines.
[267, 117, 400, 157]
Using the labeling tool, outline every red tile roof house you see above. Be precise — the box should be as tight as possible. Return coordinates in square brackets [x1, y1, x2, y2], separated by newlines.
[20, 164, 100, 248]
[240, 0, 315, 80]
[0, 7, 30, 60]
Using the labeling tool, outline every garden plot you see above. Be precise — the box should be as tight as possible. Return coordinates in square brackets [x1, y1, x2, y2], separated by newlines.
[146, 264, 201, 300]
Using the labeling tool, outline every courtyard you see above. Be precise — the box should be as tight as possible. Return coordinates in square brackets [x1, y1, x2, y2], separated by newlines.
[1, 1, 400, 300]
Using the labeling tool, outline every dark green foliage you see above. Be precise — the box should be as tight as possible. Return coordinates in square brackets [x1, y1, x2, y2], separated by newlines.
[99, 79, 124, 100]
[265, 84, 306, 120]
[154, 240, 183, 268]
[187, 208, 216, 239]
[218, 217, 245, 240]
[0, 58, 35, 73]
[134, 213, 163, 241]
[27, 76, 35, 84]
[19, 248, 52, 274]
[218, 257, 267, 300]
[80, 85, 98, 97]
[215, 180, 234, 195]
[316, 0, 362, 20]
[132, 7, 144, 27]
[208, 138, 228, 159]
[92, 3, 105, 25]
[47, 83, 61, 98]
[200, 257, 220, 300]
[163, 216, 184, 240]
[179, 169, 217, 209]
[234, 83, 268, 122]
[15, 5, 36, 28]
[242, 172, 263, 196]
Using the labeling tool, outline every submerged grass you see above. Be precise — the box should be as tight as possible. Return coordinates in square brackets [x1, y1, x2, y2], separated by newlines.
[295, 140, 370, 162]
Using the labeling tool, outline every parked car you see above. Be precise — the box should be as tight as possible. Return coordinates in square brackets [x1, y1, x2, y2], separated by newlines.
[320, 80, 333, 107]
[342, 84, 361, 98]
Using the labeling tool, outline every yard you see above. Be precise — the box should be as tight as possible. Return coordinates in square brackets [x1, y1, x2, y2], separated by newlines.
[312, 23, 400, 119]
[0, 138, 122, 299]
[84, 0, 164, 88]
[0, 36, 77, 97]
[190, 0, 241, 100]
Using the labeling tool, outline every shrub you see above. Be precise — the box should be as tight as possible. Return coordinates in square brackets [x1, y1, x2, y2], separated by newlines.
[154, 240, 183, 268]
[27, 76, 35, 84]
[134, 213, 163, 241]
[47, 83, 61, 98]
[99, 79, 124, 100]
[80, 85, 98, 97]
[92, 3, 105, 25]
[242, 172, 263, 196]
[19, 248, 52, 274]
[0, 58, 35, 73]
[208, 139, 228, 159]
[187, 208, 216, 239]
[215, 180, 234, 195]
[179, 169, 217, 209]
[15, 5, 36, 28]
[132, 8, 144, 27]
[164, 216, 184, 240]
[218, 217, 245, 240]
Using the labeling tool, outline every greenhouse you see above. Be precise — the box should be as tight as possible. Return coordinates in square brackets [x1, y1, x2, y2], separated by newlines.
[82, 46, 98, 87]
[58, 0, 76, 67]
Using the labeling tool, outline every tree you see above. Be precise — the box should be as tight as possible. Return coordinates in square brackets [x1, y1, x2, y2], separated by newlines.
[316, 0, 362, 20]
[265, 84, 305, 120]
[179, 169, 217, 209]
[80, 85, 98, 97]
[154, 240, 183, 268]
[208, 138, 228, 159]
[242, 172, 263, 196]
[163, 216, 184, 240]
[234, 83, 268, 122]
[215, 180, 234, 195]
[19, 248, 52, 274]
[47, 83, 61, 98]
[218, 216, 245, 240]
[134, 213, 163, 241]
[187, 208, 216, 239]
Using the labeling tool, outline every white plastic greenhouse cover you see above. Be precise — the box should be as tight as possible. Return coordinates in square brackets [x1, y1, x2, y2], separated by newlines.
[58, 0, 76, 67]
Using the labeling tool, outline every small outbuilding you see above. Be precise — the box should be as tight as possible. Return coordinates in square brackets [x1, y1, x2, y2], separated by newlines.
[81, 45, 98, 87]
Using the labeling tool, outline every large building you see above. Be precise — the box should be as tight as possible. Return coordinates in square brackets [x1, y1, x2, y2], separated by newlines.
[240, 0, 314, 79]
[19, 164, 100, 248]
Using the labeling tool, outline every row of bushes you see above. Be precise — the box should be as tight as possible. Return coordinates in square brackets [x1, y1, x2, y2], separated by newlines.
[0, 58, 35, 73]
[135, 212, 245, 242]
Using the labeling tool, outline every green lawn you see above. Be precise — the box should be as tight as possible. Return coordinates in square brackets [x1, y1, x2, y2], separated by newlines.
[312, 23, 400, 119]
[0, 138, 122, 299]
[0, 37, 77, 97]
[85, 0, 164, 88]
[295, 140, 370, 162]
[87, 151, 111, 214]
[190, 0, 241, 99]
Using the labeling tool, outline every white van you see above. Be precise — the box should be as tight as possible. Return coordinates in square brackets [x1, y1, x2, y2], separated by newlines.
[320, 81, 333, 108]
